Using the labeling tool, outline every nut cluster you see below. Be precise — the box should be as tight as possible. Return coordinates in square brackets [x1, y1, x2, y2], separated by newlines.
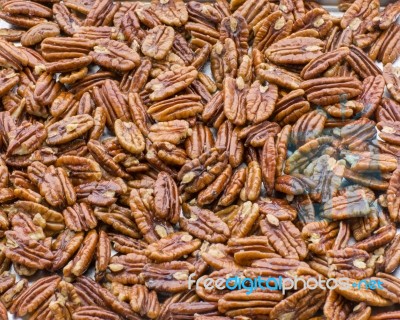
[0, 0, 398, 319]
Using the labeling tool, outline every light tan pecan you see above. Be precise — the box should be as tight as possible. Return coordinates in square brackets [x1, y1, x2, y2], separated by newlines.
[141, 25, 175, 60]
[152, 0, 188, 27]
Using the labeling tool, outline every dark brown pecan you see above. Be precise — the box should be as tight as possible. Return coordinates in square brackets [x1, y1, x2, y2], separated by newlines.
[144, 232, 201, 262]
[63, 229, 98, 279]
[300, 76, 363, 106]
[145, 66, 198, 102]
[218, 167, 246, 207]
[87, 140, 129, 179]
[293, 7, 332, 37]
[154, 171, 180, 224]
[90, 39, 139, 72]
[33, 72, 61, 106]
[152, 0, 188, 27]
[265, 36, 324, 65]
[148, 94, 203, 122]
[215, 121, 243, 168]
[270, 287, 326, 320]
[210, 39, 239, 88]
[219, 15, 249, 61]
[63, 203, 97, 232]
[260, 215, 308, 260]
[291, 110, 327, 146]
[141, 261, 195, 293]
[181, 204, 230, 243]
[178, 148, 226, 193]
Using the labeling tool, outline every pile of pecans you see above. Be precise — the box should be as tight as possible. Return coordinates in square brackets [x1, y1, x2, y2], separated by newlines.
[0, 0, 400, 319]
